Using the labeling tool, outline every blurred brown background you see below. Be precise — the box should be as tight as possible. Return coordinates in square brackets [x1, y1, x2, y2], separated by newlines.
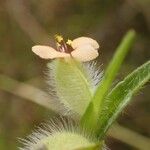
[0, 0, 150, 149]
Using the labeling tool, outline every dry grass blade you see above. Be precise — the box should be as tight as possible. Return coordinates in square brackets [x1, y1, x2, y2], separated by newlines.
[0, 74, 61, 113]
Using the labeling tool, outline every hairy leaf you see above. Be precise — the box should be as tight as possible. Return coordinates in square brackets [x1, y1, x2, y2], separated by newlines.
[97, 60, 150, 138]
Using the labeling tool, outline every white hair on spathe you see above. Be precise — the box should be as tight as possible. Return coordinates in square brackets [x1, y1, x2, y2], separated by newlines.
[19, 117, 75, 150]
[44, 61, 79, 119]
[18, 116, 99, 150]
[43, 60, 103, 119]
[83, 61, 103, 92]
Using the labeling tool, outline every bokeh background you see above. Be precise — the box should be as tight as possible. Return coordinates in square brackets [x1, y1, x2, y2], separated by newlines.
[0, 0, 150, 149]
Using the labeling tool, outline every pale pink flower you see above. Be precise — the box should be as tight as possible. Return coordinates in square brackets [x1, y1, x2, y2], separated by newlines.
[32, 35, 99, 62]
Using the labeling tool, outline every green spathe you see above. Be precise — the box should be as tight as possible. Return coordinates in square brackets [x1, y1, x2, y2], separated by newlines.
[48, 58, 93, 116]
[43, 132, 101, 150]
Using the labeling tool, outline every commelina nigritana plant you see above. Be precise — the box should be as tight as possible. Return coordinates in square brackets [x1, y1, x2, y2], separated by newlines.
[20, 31, 150, 150]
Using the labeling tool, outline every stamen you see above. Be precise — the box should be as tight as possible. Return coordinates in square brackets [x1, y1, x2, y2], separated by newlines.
[55, 34, 63, 43]
[66, 39, 73, 46]
[54, 34, 74, 54]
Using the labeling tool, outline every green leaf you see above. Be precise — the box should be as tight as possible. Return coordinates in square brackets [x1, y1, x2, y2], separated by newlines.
[48, 59, 93, 116]
[81, 30, 136, 129]
[97, 60, 150, 138]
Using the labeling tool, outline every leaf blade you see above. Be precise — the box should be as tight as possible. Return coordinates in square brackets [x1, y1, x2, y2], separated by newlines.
[97, 60, 150, 138]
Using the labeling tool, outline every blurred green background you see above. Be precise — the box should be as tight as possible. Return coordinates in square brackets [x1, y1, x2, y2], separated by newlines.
[0, 0, 150, 149]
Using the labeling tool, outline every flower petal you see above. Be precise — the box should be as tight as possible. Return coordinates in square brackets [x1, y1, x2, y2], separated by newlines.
[71, 44, 99, 62]
[72, 37, 99, 49]
[32, 45, 70, 59]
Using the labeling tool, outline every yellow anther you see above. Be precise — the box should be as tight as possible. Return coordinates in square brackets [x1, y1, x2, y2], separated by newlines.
[55, 34, 63, 43]
[66, 39, 73, 46]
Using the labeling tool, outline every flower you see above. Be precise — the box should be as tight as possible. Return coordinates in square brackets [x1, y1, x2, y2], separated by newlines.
[32, 35, 99, 62]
